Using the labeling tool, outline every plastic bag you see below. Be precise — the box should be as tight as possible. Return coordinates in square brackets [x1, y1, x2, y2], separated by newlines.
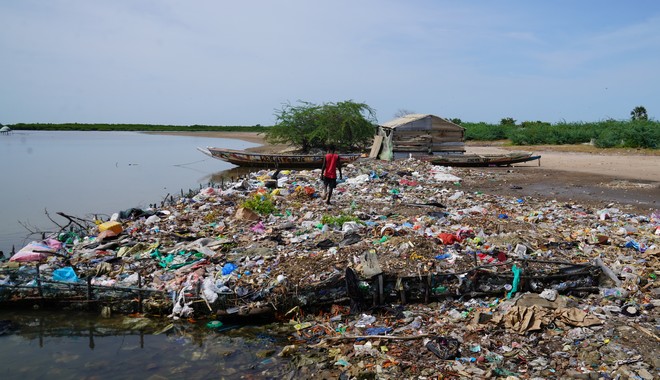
[52, 266, 78, 283]
[10, 241, 55, 262]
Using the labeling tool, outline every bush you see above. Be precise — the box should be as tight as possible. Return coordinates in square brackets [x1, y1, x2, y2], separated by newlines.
[265, 100, 377, 152]
[241, 193, 277, 215]
[507, 120, 659, 148]
[321, 213, 363, 227]
[500, 117, 516, 126]
[462, 122, 511, 141]
[594, 120, 659, 148]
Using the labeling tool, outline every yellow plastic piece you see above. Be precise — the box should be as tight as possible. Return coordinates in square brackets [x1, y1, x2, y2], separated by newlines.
[98, 221, 123, 234]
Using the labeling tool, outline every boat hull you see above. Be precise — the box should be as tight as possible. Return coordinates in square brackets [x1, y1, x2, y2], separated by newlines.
[423, 152, 541, 167]
[199, 147, 361, 168]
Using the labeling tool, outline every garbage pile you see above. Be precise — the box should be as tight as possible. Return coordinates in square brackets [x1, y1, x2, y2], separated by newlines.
[2, 156, 659, 378]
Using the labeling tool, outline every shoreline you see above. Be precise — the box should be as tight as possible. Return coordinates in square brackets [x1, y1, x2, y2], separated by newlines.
[151, 130, 660, 183]
[156, 130, 658, 211]
[3, 131, 658, 378]
[145, 130, 268, 145]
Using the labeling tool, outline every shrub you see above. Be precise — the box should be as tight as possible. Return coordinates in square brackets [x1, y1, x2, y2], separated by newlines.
[241, 193, 277, 215]
[500, 117, 516, 126]
[321, 213, 363, 227]
[462, 122, 510, 141]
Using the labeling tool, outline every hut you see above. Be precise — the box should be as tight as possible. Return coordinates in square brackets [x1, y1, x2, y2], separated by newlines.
[0, 125, 11, 135]
[370, 114, 465, 160]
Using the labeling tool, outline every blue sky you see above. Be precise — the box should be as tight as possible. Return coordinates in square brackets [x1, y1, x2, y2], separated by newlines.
[1, 1, 659, 125]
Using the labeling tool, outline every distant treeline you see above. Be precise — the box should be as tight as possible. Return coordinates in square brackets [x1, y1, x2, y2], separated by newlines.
[9, 120, 659, 149]
[10, 123, 270, 133]
[462, 120, 659, 149]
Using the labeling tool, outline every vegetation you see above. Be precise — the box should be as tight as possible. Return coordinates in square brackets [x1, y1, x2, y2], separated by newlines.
[10, 123, 268, 132]
[462, 119, 659, 149]
[321, 213, 364, 227]
[264, 100, 377, 153]
[7, 103, 658, 149]
[630, 106, 648, 121]
[241, 193, 277, 215]
[500, 117, 516, 126]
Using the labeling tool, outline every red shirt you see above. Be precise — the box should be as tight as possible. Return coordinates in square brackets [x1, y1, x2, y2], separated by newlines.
[323, 153, 339, 179]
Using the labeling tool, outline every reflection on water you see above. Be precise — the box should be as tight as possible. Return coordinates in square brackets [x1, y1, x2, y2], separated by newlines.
[0, 309, 291, 379]
[205, 166, 265, 185]
[0, 131, 258, 255]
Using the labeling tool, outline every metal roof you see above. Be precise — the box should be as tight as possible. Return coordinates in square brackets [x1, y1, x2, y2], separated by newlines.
[379, 114, 463, 130]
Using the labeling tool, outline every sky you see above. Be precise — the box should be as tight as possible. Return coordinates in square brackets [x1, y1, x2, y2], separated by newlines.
[1, 1, 659, 126]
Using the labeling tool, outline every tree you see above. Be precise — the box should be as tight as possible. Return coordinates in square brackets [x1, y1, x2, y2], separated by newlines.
[450, 118, 462, 125]
[265, 100, 377, 152]
[500, 117, 516, 126]
[630, 106, 648, 121]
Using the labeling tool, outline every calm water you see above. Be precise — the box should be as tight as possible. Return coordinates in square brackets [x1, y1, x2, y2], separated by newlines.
[0, 310, 291, 380]
[0, 131, 257, 255]
[0, 132, 291, 379]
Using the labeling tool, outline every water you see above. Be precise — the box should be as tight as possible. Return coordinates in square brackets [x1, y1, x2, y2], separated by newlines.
[0, 131, 257, 256]
[0, 310, 291, 379]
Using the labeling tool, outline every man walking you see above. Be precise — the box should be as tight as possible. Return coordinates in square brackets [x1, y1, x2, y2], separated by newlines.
[320, 145, 342, 204]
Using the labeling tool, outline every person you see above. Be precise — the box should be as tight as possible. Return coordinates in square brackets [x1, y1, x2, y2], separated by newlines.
[320, 145, 342, 204]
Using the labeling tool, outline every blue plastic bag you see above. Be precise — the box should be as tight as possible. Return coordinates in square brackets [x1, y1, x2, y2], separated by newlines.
[222, 263, 236, 275]
[52, 266, 78, 283]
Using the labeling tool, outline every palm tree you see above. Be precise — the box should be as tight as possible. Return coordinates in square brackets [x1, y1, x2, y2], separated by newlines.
[630, 106, 648, 121]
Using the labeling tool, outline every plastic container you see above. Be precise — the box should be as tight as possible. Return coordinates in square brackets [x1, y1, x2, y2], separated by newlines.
[98, 221, 123, 234]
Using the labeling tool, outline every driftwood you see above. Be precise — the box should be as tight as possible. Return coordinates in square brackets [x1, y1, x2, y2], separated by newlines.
[54, 211, 94, 231]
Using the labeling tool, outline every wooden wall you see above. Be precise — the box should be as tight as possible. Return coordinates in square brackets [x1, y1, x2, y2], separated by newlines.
[388, 116, 465, 154]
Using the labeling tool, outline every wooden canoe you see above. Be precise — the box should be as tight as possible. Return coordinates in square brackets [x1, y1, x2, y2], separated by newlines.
[422, 152, 541, 167]
[198, 147, 361, 168]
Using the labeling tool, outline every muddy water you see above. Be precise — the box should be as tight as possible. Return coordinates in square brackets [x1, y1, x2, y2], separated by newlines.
[0, 310, 292, 379]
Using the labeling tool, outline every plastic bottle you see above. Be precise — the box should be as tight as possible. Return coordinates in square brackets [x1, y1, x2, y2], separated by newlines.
[599, 287, 629, 299]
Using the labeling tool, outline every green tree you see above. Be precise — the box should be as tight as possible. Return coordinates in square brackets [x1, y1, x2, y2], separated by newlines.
[630, 106, 648, 121]
[450, 118, 462, 125]
[500, 117, 516, 126]
[265, 100, 377, 152]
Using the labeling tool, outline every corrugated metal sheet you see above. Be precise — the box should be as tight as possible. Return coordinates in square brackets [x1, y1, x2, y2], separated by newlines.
[379, 114, 464, 131]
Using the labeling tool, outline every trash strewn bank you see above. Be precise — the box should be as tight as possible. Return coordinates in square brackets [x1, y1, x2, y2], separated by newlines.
[2, 157, 658, 379]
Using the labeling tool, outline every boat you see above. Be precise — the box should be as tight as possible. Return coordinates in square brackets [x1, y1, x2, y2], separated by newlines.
[422, 151, 541, 167]
[198, 147, 361, 168]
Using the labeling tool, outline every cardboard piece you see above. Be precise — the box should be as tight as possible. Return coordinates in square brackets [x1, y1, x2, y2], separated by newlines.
[234, 207, 260, 222]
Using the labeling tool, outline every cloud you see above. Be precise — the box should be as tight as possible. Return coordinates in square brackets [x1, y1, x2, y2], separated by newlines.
[1, 1, 658, 124]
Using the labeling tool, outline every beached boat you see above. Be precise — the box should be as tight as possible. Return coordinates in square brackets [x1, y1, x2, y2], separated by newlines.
[422, 151, 541, 167]
[198, 147, 361, 168]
